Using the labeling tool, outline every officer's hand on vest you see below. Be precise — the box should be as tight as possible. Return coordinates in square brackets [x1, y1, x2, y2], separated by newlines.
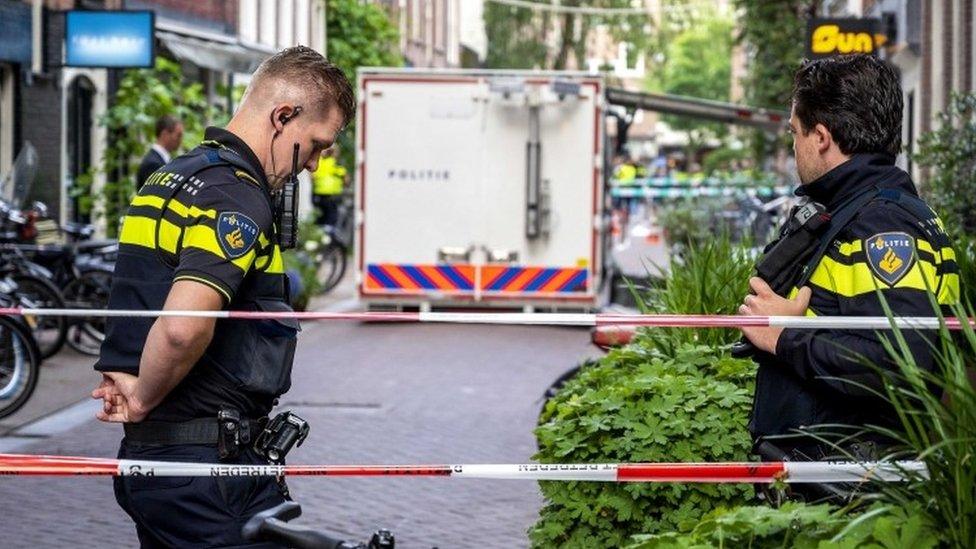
[92, 372, 149, 424]
[738, 277, 812, 355]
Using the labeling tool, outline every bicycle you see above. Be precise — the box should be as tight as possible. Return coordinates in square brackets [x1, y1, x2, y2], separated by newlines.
[313, 193, 354, 294]
[0, 289, 41, 420]
[242, 501, 394, 549]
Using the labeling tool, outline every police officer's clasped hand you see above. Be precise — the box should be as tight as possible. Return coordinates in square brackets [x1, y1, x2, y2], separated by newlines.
[92, 372, 149, 423]
[738, 277, 812, 354]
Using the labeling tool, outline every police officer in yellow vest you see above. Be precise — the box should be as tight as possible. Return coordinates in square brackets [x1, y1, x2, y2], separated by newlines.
[311, 148, 346, 226]
[738, 55, 959, 471]
[91, 46, 355, 547]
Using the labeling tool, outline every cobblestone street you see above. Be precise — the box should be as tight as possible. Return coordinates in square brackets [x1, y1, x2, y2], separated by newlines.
[0, 311, 600, 548]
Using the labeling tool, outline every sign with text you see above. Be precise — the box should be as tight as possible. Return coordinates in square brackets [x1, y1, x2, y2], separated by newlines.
[806, 18, 887, 59]
[65, 11, 154, 68]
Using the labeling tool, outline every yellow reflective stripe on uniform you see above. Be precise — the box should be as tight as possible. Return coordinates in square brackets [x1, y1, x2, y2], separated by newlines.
[172, 274, 232, 302]
[118, 215, 182, 254]
[937, 273, 961, 304]
[182, 224, 257, 271]
[915, 239, 956, 263]
[808, 254, 954, 303]
[835, 240, 862, 256]
[787, 287, 820, 316]
[130, 194, 217, 220]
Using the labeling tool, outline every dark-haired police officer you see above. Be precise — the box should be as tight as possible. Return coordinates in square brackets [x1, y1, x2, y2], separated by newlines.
[92, 46, 356, 547]
[738, 54, 959, 494]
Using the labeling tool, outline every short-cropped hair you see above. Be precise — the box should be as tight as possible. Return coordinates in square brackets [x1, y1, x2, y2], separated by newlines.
[249, 46, 356, 128]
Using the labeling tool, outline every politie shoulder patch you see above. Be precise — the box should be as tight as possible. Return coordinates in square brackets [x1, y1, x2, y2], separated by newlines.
[216, 211, 259, 259]
[864, 231, 916, 286]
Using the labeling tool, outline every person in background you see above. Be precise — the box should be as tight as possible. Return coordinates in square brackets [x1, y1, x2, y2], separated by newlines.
[136, 115, 183, 189]
[311, 147, 346, 226]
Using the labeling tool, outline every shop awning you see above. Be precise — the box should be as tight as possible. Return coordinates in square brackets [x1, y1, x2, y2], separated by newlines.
[158, 31, 270, 74]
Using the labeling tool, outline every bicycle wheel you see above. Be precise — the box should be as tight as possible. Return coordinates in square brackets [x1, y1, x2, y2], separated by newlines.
[63, 269, 112, 356]
[0, 316, 41, 420]
[316, 244, 347, 294]
[13, 273, 67, 360]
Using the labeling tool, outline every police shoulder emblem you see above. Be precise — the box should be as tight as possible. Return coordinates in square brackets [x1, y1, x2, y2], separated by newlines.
[864, 231, 916, 286]
[217, 211, 259, 259]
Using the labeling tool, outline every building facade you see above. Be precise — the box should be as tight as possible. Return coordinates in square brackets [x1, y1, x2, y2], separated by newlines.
[830, 0, 975, 179]
[0, 0, 325, 226]
[370, 0, 461, 68]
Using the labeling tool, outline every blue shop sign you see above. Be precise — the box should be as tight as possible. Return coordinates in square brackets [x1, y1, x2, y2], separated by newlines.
[0, 1, 32, 65]
[65, 11, 155, 68]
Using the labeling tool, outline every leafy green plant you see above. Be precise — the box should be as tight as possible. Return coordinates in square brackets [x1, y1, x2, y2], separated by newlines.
[531, 343, 757, 547]
[656, 200, 718, 247]
[72, 57, 218, 236]
[627, 502, 938, 548]
[957, 236, 976, 308]
[914, 92, 976, 236]
[855, 299, 976, 548]
[636, 234, 753, 355]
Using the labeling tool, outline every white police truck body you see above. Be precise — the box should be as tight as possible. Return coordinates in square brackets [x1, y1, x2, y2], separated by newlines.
[355, 69, 605, 310]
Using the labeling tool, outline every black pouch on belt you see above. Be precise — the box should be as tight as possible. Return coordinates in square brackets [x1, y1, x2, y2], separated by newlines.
[217, 408, 252, 460]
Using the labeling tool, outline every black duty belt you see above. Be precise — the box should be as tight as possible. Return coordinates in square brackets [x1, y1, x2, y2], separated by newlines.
[123, 417, 265, 446]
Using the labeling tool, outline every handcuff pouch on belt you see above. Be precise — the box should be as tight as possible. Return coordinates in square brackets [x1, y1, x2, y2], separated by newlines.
[218, 407, 310, 463]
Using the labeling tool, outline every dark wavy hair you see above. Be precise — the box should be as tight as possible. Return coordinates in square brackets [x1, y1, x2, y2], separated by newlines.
[792, 55, 903, 157]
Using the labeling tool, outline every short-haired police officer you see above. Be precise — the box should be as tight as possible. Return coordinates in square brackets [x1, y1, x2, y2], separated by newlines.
[92, 46, 356, 547]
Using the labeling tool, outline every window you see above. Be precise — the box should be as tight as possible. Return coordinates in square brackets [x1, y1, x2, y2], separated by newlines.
[278, 0, 294, 49]
[259, 0, 277, 48]
[239, 0, 258, 43]
[410, 0, 422, 41]
[906, 90, 914, 175]
[295, 0, 310, 46]
[0, 65, 12, 177]
[67, 76, 95, 222]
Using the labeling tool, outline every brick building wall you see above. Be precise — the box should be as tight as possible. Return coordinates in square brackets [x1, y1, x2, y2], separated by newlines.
[18, 76, 62, 207]
[142, 0, 237, 26]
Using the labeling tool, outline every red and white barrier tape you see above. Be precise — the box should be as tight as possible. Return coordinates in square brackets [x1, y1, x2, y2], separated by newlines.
[0, 307, 971, 330]
[0, 454, 927, 483]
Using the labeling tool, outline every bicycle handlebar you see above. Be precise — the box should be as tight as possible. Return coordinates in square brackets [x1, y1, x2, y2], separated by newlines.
[242, 502, 394, 549]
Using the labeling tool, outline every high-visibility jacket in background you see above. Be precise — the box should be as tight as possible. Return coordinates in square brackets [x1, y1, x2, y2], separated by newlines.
[312, 156, 346, 196]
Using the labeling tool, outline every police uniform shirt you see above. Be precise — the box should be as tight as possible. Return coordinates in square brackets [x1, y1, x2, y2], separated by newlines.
[749, 153, 959, 443]
[96, 127, 293, 422]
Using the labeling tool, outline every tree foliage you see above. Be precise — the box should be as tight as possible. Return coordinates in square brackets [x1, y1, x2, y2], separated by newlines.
[325, 0, 402, 84]
[657, 14, 734, 150]
[325, 0, 402, 172]
[732, 0, 816, 163]
[914, 92, 976, 236]
[483, 0, 663, 72]
[73, 57, 216, 236]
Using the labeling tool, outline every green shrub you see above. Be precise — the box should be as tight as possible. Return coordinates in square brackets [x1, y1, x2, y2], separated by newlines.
[531, 343, 757, 548]
[956, 236, 976, 308]
[71, 57, 218, 235]
[637, 235, 754, 355]
[627, 502, 938, 549]
[656, 200, 720, 247]
[282, 216, 326, 310]
[862, 299, 976, 548]
[914, 92, 976, 236]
